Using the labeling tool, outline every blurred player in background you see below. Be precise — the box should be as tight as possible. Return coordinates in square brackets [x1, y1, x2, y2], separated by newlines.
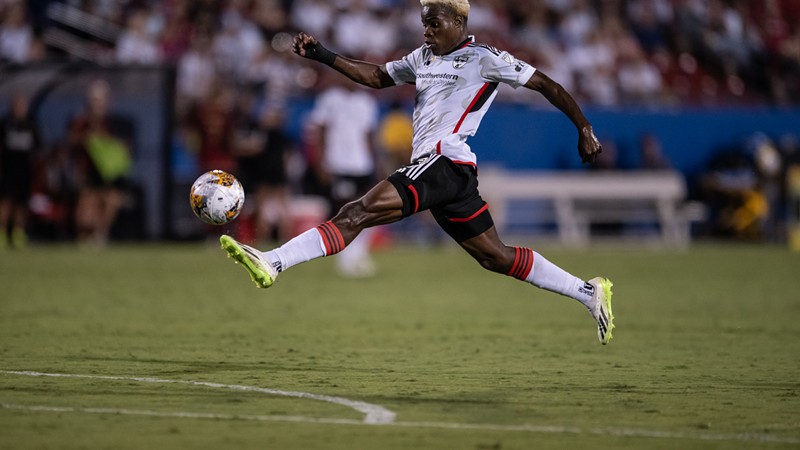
[233, 97, 292, 244]
[68, 79, 133, 246]
[220, 0, 615, 344]
[0, 94, 41, 249]
[309, 75, 380, 277]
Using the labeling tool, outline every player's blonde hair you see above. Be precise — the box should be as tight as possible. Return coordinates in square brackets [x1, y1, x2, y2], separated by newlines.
[420, 0, 470, 18]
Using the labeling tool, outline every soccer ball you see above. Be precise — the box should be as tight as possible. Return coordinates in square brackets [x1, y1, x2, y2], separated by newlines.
[189, 170, 245, 225]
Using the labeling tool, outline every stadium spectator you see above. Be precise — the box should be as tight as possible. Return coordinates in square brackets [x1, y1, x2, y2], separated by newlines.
[246, 43, 306, 112]
[187, 83, 237, 174]
[617, 45, 665, 104]
[567, 27, 618, 105]
[0, 1, 34, 64]
[67, 79, 133, 246]
[378, 100, 413, 171]
[626, 0, 672, 53]
[212, 2, 265, 81]
[115, 9, 162, 65]
[9, 0, 800, 106]
[232, 97, 293, 244]
[175, 31, 217, 112]
[0, 94, 41, 249]
[158, 3, 193, 63]
[290, 0, 334, 39]
[219, 0, 615, 345]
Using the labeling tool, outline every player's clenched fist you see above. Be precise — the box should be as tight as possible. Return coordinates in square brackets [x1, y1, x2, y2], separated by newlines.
[292, 32, 337, 66]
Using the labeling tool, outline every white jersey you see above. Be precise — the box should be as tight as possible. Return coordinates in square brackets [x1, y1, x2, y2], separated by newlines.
[309, 86, 378, 176]
[385, 36, 536, 166]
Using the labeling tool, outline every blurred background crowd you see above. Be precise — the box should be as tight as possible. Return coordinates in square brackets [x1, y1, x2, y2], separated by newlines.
[3, 0, 799, 105]
[1, 0, 800, 250]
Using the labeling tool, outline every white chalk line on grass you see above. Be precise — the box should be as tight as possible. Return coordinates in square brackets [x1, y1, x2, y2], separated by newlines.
[3, 402, 798, 445]
[0, 370, 395, 424]
[2, 370, 798, 445]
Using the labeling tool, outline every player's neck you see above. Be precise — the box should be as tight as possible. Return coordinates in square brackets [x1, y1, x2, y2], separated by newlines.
[441, 35, 471, 55]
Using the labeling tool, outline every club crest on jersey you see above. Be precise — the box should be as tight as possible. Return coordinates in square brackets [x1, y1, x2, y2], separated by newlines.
[453, 54, 470, 69]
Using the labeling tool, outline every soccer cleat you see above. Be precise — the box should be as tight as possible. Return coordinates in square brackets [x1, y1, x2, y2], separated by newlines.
[219, 235, 277, 288]
[587, 277, 614, 345]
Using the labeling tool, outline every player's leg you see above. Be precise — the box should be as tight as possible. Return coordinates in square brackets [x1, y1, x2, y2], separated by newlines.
[457, 226, 614, 344]
[220, 180, 403, 288]
[0, 197, 10, 249]
[426, 158, 615, 344]
[10, 200, 29, 248]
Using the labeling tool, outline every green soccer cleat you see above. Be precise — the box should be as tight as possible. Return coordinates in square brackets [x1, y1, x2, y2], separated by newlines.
[587, 277, 614, 345]
[219, 235, 277, 289]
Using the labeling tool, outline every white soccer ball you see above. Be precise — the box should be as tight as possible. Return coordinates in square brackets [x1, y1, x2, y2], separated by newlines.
[189, 170, 245, 225]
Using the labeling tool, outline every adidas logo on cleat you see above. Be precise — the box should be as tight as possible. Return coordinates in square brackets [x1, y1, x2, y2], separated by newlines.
[578, 282, 595, 296]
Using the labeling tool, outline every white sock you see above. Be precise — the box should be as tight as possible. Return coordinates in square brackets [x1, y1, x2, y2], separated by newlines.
[526, 251, 593, 307]
[264, 228, 325, 272]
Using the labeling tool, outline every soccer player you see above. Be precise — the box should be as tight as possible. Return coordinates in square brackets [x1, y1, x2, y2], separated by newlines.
[220, 0, 615, 344]
[308, 76, 381, 278]
[0, 94, 41, 249]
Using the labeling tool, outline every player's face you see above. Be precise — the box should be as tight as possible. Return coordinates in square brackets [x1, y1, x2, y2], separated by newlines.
[421, 5, 465, 56]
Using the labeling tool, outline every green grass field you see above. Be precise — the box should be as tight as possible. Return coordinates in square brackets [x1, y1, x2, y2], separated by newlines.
[1, 242, 798, 449]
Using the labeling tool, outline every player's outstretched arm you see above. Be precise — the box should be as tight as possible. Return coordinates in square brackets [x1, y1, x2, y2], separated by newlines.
[292, 32, 395, 89]
[525, 70, 602, 164]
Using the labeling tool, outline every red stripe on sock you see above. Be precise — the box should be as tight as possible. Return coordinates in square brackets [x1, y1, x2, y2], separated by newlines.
[507, 247, 534, 280]
[520, 248, 534, 279]
[507, 247, 521, 277]
[329, 222, 345, 253]
[514, 248, 528, 279]
[316, 221, 345, 255]
[316, 223, 334, 255]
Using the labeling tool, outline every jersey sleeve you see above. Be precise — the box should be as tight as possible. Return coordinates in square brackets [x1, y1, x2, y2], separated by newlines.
[479, 47, 536, 88]
[385, 46, 426, 85]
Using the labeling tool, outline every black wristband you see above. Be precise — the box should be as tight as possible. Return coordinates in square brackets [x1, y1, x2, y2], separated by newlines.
[305, 42, 337, 66]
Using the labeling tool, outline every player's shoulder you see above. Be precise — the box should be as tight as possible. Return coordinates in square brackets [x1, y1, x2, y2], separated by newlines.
[467, 42, 504, 57]
[467, 41, 529, 68]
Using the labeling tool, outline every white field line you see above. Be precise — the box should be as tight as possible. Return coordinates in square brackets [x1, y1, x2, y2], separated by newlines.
[0, 370, 395, 424]
[2, 371, 798, 445]
[2, 402, 798, 445]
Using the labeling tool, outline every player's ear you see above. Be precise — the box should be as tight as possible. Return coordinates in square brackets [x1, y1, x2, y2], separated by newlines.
[455, 14, 467, 31]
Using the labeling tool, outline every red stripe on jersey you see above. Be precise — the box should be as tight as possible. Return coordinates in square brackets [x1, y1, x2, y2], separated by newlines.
[408, 184, 420, 214]
[448, 203, 488, 223]
[453, 82, 490, 133]
[436, 141, 442, 155]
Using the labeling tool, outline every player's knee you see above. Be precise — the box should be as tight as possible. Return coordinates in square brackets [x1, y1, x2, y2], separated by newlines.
[473, 249, 512, 274]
